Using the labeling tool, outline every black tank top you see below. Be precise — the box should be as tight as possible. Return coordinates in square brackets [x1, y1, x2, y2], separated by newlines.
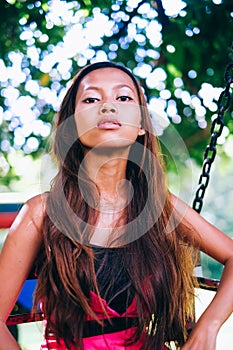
[93, 247, 135, 314]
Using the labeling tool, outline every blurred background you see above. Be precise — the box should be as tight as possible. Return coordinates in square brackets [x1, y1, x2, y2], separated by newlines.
[0, 0, 233, 348]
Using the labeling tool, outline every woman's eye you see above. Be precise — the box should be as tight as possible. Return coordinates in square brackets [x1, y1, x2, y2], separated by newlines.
[82, 97, 99, 104]
[117, 96, 133, 102]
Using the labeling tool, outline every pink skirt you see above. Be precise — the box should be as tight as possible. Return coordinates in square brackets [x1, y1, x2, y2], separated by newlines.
[40, 328, 144, 349]
[40, 333, 169, 349]
[40, 291, 169, 349]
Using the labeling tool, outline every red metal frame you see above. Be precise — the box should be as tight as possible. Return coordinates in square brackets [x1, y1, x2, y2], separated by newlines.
[0, 212, 17, 229]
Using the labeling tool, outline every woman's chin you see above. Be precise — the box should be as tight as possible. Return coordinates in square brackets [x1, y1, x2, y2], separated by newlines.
[81, 138, 137, 152]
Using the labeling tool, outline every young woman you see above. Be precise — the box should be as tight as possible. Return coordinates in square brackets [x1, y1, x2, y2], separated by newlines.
[0, 61, 233, 350]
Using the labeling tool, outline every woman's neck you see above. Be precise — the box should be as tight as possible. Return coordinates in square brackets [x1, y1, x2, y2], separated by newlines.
[83, 147, 130, 200]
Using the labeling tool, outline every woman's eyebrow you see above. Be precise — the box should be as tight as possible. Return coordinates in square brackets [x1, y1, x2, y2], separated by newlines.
[83, 84, 135, 92]
[114, 84, 135, 91]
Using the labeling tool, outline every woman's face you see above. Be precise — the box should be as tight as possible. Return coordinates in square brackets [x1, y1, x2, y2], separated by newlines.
[74, 67, 145, 150]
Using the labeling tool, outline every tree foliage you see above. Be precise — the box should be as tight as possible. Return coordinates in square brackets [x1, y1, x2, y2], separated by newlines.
[0, 0, 233, 187]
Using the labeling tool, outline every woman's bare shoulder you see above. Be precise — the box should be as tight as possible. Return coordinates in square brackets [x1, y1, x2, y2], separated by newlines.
[0, 193, 50, 321]
[25, 192, 48, 213]
[10, 192, 49, 234]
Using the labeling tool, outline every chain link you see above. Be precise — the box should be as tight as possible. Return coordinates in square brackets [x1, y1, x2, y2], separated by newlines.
[192, 61, 233, 213]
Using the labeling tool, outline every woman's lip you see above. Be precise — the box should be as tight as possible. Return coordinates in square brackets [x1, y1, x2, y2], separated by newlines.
[97, 118, 121, 129]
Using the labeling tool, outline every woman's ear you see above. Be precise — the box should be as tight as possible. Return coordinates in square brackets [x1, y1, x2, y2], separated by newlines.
[138, 127, 146, 136]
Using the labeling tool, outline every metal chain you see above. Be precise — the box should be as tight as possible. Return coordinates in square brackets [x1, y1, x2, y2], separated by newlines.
[192, 61, 233, 213]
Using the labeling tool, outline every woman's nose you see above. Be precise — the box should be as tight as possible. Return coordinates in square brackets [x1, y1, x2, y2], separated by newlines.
[99, 102, 118, 114]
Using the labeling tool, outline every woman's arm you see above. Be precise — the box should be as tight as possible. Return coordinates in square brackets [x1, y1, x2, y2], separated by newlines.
[171, 194, 233, 349]
[0, 194, 45, 350]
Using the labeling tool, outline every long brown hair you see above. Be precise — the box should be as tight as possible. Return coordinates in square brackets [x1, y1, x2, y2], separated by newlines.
[33, 62, 197, 349]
